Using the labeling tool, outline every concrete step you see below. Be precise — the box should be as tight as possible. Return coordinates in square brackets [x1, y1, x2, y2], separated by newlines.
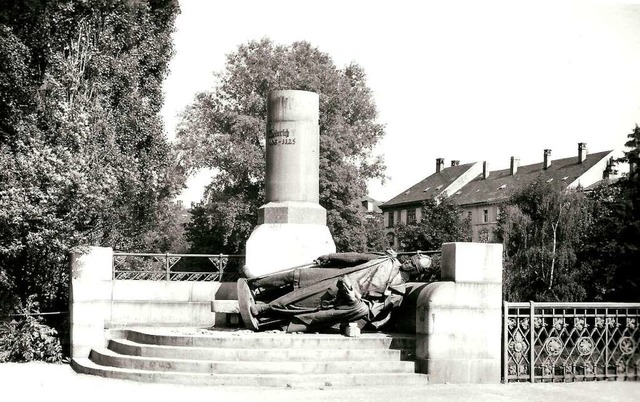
[125, 329, 416, 350]
[72, 357, 429, 388]
[109, 338, 406, 361]
[91, 347, 416, 374]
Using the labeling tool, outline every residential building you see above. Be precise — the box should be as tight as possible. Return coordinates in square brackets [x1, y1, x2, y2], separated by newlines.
[380, 143, 615, 247]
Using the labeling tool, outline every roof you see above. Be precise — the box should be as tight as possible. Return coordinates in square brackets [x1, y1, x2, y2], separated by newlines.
[380, 162, 478, 208]
[380, 150, 613, 209]
[449, 150, 612, 205]
[583, 176, 620, 192]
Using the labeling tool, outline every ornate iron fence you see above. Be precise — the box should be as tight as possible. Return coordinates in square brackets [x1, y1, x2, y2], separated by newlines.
[503, 302, 640, 382]
[111, 250, 439, 283]
[112, 253, 245, 282]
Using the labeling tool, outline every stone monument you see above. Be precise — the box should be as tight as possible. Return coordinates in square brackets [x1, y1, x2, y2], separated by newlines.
[244, 90, 336, 278]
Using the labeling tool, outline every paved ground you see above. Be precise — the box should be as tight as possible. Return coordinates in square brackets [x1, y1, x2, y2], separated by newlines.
[0, 362, 637, 402]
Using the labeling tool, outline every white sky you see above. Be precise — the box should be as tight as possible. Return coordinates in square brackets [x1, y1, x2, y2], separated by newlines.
[162, 0, 640, 205]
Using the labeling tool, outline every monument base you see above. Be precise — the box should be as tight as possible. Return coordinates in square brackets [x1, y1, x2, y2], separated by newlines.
[244, 223, 336, 278]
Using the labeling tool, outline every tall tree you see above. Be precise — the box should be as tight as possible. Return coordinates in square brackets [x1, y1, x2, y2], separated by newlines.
[177, 39, 386, 253]
[0, 0, 182, 314]
[579, 125, 640, 302]
[362, 213, 388, 253]
[496, 179, 589, 302]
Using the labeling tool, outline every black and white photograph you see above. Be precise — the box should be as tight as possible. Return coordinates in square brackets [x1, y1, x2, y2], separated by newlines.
[1, 1, 639, 401]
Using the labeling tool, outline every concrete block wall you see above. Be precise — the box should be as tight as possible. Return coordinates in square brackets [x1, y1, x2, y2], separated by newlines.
[70, 247, 225, 358]
[109, 280, 218, 327]
[414, 242, 503, 384]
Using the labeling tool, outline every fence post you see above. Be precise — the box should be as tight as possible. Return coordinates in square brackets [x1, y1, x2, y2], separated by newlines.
[605, 308, 610, 379]
[529, 300, 535, 383]
[165, 253, 170, 281]
[502, 301, 508, 383]
[219, 254, 224, 282]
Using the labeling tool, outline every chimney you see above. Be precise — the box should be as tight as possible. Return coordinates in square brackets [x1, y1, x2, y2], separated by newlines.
[543, 149, 552, 170]
[482, 161, 490, 179]
[578, 142, 587, 163]
[436, 158, 445, 173]
[451, 160, 460, 167]
[510, 156, 519, 175]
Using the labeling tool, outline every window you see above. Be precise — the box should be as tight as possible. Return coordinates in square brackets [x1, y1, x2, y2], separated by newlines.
[467, 211, 472, 221]
[483, 209, 489, 223]
[407, 208, 416, 224]
[479, 229, 489, 243]
[386, 233, 395, 248]
[387, 211, 394, 228]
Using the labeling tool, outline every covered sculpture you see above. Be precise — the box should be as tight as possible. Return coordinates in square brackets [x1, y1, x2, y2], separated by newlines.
[237, 251, 431, 333]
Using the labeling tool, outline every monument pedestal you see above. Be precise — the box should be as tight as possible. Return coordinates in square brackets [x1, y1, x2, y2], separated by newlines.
[244, 224, 335, 277]
[244, 90, 336, 278]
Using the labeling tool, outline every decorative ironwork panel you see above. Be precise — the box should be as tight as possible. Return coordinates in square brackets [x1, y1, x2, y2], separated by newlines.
[504, 302, 640, 382]
[115, 270, 166, 281]
[208, 256, 228, 271]
[170, 272, 219, 281]
[112, 253, 243, 282]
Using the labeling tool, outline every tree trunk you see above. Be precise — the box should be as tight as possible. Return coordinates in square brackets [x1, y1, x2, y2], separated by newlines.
[549, 221, 558, 290]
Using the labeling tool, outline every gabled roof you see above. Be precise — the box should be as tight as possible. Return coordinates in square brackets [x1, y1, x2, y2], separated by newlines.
[449, 150, 613, 206]
[380, 162, 478, 208]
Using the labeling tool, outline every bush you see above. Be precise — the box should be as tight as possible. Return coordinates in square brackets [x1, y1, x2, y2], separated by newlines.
[0, 295, 63, 363]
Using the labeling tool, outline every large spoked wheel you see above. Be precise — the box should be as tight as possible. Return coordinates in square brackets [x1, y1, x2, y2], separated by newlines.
[237, 278, 260, 331]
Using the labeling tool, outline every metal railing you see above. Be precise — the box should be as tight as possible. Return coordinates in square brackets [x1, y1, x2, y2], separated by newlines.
[503, 301, 640, 382]
[112, 253, 245, 282]
[111, 250, 440, 282]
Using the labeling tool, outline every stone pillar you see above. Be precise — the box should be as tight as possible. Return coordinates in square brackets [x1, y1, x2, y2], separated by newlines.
[415, 242, 503, 383]
[244, 90, 335, 277]
[69, 246, 112, 359]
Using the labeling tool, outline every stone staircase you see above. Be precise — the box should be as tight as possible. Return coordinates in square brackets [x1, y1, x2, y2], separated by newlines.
[71, 327, 429, 387]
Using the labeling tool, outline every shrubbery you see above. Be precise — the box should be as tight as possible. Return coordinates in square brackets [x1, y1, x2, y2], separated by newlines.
[0, 295, 63, 363]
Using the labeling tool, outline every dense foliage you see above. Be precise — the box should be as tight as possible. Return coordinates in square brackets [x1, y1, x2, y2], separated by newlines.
[497, 180, 589, 302]
[395, 198, 472, 252]
[0, 295, 63, 363]
[498, 126, 640, 303]
[578, 125, 640, 302]
[177, 39, 386, 253]
[394, 198, 471, 281]
[0, 0, 182, 316]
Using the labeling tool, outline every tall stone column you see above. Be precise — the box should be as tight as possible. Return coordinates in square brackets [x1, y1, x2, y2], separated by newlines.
[244, 90, 336, 278]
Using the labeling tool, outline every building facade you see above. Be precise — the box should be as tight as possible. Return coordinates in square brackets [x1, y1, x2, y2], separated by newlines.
[380, 143, 615, 247]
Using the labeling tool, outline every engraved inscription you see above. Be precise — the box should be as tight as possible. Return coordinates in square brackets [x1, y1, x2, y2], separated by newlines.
[267, 128, 296, 146]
